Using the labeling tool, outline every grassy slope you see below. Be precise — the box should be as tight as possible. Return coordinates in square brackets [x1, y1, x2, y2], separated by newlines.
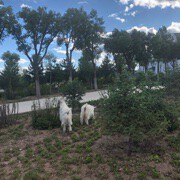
[0, 113, 179, 180]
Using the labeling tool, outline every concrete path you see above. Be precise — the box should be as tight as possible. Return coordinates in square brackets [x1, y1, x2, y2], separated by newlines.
[6, 90, 107, 114]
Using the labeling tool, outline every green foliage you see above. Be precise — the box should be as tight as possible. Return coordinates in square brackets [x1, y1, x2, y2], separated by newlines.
[101, 72, 176, 152]
[23, 170, 40, 180]
[171, 153, 180, 167]
[61, 80, 85, 109]
[167, 134, 180, 151]
[0, 51, 20, 99]
[0, 5, 15, 43]
[31, 99, 60, 130]
[164, 70, 180, 97]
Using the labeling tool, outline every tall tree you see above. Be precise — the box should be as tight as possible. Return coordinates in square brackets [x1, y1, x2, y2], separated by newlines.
[57, 8, 88, 81]
[104, 29, 127, 75]
[0, 51, 20, 99]
[98, 55, 115, 84]
[78, 53, 93, 88]
[44, 52, 56, 94]
[131, 30, 154, 73]
[0, 1, 15, 44]
[104, 29, 136, 74]
[12, 7, 62, 98]
[151, 26, 173, 74]
[77, 9, 104, 90]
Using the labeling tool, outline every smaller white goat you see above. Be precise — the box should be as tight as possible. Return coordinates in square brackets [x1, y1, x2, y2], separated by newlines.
[59, 97, 72, 133]
[80, 103, 95, 125]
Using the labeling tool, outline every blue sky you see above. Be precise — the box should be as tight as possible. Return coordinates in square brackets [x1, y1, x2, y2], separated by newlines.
[0, 0, 180, 71]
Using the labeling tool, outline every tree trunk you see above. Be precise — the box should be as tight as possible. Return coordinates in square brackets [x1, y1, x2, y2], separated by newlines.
[50, 70, 52, 95]
[69, 64, 72, 82]
[144, 65, 148, 73]
[157, 61, 160, 81]
[164, 62, 167, 73]
[35, 68, 41, 98]
[93, 73, 98, 90]
[92, 61, 98, 90]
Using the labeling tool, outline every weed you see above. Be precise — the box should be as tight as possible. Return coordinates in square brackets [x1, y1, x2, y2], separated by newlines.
[71, 134, 79, 142]
[151, 167, 160, 178]
[55, 140, 62, 149]
[10, 168, 21, 180]
[95, 154, 103, 163]
[85, 155, 93, 164]
[167, 134, 180, 151]
[171, 153, 180, 167]
[23, 169, 40, 180]
[25, 148, 34, 158]
[138, 171, 147, 180]
[71, 176, 81, 180]
[149, 154, 161, 162]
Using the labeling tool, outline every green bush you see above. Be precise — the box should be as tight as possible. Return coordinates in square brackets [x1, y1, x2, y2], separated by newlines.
[101, 72, 176, 154]
[164, 70, 180, 97]
[31, 99, 60, 130]
[60, 80, 85, 109]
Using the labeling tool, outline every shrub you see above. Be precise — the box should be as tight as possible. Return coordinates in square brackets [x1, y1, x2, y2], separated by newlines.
[0, 102, 18, 128]
[60, 80, 85, 109]
[101, 72, 176, 154]
[164, 70, 180, 97]
[31, 98, 60, 130]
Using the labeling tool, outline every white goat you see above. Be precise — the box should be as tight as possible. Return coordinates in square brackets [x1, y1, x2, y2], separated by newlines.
[59, 98, 72, 133]
[80, 103, 95, 125]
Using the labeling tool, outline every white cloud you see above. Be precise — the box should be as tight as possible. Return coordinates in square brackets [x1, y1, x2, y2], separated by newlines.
[108, 13, 118, 18]
[20, 4, 31, 8]
[77, 1, 88, 4]
[0, 59, 3, 63]
[19, 58, 28, 64]
[127, 26, 157, 34]
[130, 3, 134, 8]
[118, 0, 131, 4]
[125, 3, 134, 12]
[56, 58, 63, 63]
[53, 47, 66, 54]
[108, 13, 125, 23]
[117, 0, 180, 9]
[131, 0, 180, 9]
[101, 32, 112, 38]
[96, 51, 107, 66]
[134, 0, 180, 9]
[167, 22, 180, 33]
[131, 11, 137, 16]
[115, 17, 125, 23]
[125, 6, 130, 12]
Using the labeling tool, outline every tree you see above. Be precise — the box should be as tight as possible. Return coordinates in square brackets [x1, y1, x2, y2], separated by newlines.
[77, 9, 104, 90]
[44, 52, 57, 94]
[131, 30, 154, 73]
[12, 7, 62, 98]
[104, 29, 135, 74]
[98, 55, 115, 84]
[78, 53, 93, 88]
[0, 51, 20, 99]
[57, 8, 88, 81]
[151, 27, 173, 74]
[0, 1, 15, 44]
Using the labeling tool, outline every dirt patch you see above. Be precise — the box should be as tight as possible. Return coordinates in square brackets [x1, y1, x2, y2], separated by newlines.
[92, 134, 128, 157]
